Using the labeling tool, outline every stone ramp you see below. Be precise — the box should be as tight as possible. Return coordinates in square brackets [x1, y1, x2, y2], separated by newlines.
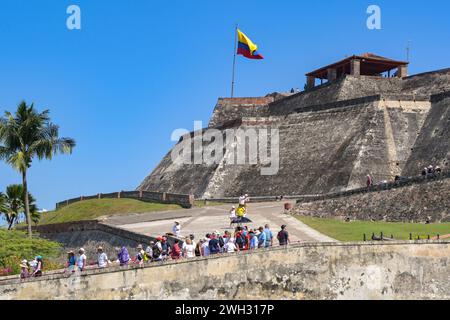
[104, 202, 336, 243]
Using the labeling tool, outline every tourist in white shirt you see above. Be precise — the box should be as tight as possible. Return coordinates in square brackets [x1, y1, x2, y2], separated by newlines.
[183, 239, 196, 258]
[238, 194, 246, 206]
[172, 221, 181, 237]
[77, 248, 87, 271]
[224, 238, 239, 253]
[229, 206, 236, 227]
[202, 235, 210, 257]
[97, 246, 109, 268]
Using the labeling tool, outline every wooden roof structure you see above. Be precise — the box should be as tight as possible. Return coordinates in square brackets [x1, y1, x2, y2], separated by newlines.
[306, 53, 409, 80]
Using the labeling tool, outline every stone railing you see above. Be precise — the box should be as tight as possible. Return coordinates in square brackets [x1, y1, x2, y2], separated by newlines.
[294, 171, 450, 204]
[1, 240, 449, 300]
[55, 191, 194, 210]
[202, 171, 449, 204]
[28, 220, 184, 247]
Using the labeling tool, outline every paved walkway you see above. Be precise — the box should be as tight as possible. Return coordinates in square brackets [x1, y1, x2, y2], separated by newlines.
[104, 201, 336, 243]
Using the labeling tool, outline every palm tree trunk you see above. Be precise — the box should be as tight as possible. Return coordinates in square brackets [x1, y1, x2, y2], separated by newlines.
[22, 170, 32, 238]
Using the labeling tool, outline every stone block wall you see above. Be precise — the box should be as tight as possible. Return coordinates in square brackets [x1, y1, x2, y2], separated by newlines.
[56, 190, 194, 209]
[208, 97, 274, 127]
[294, 174, 450, 222]
[402, 91, 450, 176]
[1, 241, 449, 300]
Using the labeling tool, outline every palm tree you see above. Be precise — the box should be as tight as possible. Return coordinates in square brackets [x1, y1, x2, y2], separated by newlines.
[0, 101, 75, 237]
[2, 184, 38, 230]
[0, 193, 7, 223]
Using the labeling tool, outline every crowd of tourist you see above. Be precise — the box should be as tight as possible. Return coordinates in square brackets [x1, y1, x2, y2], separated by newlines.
[421, 165, 442, 178]
[365, 164, 444, 190]
[18, 223, 291, 279]
[19, 256, 43, 279]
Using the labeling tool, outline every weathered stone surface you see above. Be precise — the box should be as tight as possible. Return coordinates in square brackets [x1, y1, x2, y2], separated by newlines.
[294, 177, 450, 222]
[402, 93, 450, 176]
[140, 96, 431, 198]
[139, 69, 450, 209]
[209, 97, 274, 127]
[1, 242, 448, 300]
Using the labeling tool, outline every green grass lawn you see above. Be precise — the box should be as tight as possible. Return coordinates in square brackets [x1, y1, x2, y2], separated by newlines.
[0, 229, 62, 275]
[37, 198, 184, 225]
[296, 216, 450, 242]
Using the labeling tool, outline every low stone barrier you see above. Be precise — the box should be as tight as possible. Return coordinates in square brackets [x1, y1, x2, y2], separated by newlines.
[29, 220, 183, 248]
[1, 241, 448, 300]
[202, 172, 449, 205]
[56, 191, 194, 209]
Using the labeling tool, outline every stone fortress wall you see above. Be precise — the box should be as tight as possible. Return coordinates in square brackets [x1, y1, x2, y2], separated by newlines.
[294, 174, 450, 223]
[1, 241, 449, 300]
[138, 68, 450, 222]
[56, 190, 194, 209]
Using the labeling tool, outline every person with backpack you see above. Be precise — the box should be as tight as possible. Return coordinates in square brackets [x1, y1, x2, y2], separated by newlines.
[208, 233, 220, 255]
[145, 241, 154, 261]
[216, 231, 225, 253]
[152, 238, 163, 261]
[171, 239, 182, 259]
[277, 225, 290, 246]
[235, 228, 246, 250]
[135, 244, 146, 266]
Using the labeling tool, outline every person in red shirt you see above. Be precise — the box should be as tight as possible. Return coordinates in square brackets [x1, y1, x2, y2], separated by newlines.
[171, 239, 182, 259]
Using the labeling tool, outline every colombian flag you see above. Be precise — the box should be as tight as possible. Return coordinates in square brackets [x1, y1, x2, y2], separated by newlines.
[237, 29, 264, 60]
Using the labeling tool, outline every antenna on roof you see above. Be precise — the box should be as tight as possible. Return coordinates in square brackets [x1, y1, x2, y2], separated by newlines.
[406, 40, 412, 62]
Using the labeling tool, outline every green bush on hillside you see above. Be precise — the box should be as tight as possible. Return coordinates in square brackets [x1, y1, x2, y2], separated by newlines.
[0, 229, 61, 275]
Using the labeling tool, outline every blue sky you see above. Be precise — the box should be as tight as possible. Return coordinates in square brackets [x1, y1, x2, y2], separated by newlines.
[0, 0, 449, 213]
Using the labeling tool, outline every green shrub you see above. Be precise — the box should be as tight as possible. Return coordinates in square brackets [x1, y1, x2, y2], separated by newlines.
[0, 229, 62, 275]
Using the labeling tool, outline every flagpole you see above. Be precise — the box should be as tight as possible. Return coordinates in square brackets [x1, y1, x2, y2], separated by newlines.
[231, 24, 238, 98]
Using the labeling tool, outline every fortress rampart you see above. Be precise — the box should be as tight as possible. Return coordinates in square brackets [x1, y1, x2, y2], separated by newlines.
[138, 67, 450, 224]
[1, 241, 448, 300]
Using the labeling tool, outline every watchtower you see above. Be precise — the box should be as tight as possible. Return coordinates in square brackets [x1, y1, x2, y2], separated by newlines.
[305, 53, 409, 89]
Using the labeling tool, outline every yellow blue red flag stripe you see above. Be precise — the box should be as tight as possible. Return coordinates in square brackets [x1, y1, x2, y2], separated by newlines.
[237, 29, 263, 60]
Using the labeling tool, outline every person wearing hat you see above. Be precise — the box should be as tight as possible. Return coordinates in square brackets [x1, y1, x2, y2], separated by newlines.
[145, 241, 154, 262]
[32, 256, 43, 277]
[249, 231, 258, 250]
[77, 248, 87, 272]
[66, 251, 76, 272]
[117, 246, 130, 266]
[152, 237, 163, 262]
[257, 226, 266, 248]
[135, 244, 146, 266]
[277, 225, 290, 246]
[19, 260, 30, 279]
[97, 246, 109, 268]
[172, 221, 181, 237]
[229, 206, 237, 227]
[160, 236, 171, 260]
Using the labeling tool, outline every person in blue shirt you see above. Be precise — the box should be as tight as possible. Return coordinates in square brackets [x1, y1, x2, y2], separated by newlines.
[264, 224, 273, 247]
[257, 227, 267, 248]
[249, 231, 259, 250]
